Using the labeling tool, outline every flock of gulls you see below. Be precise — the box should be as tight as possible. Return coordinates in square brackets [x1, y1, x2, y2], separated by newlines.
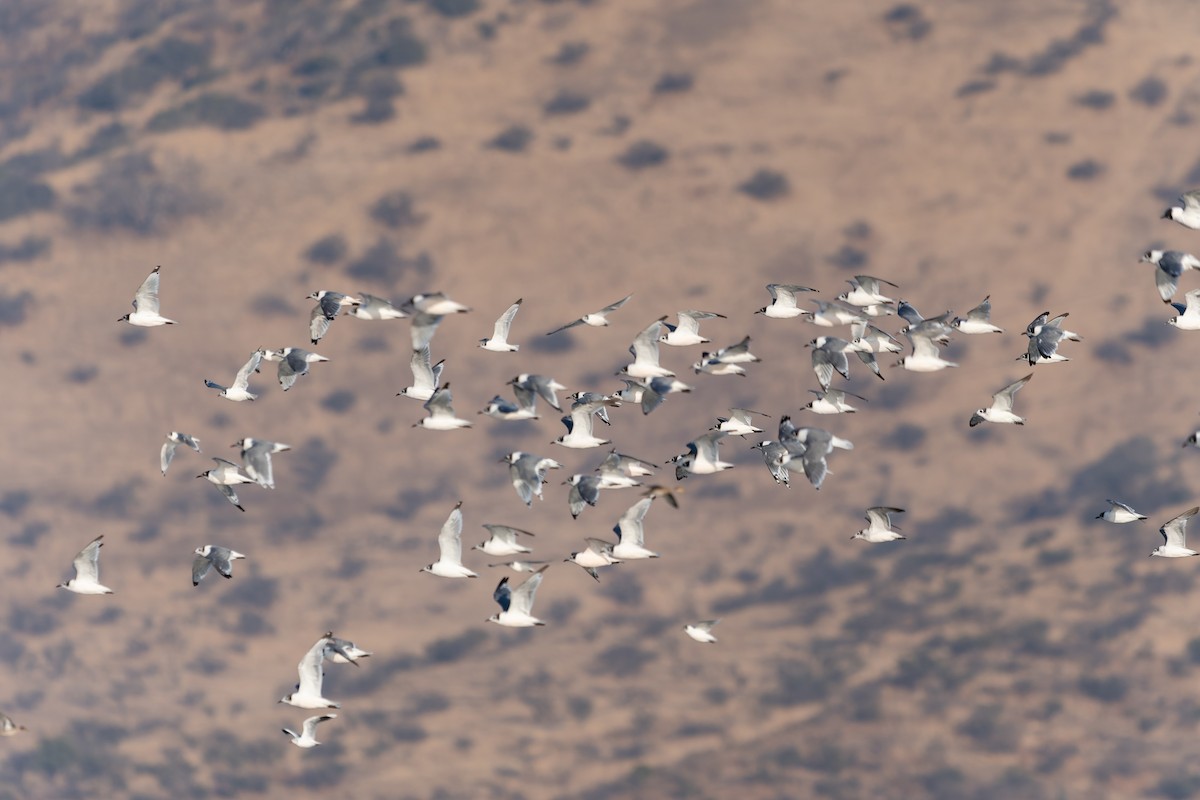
[36, 189, 1200, 749]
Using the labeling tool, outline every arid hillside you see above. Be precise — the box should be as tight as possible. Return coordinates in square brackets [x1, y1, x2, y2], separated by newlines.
[1, 1, 1200, 798]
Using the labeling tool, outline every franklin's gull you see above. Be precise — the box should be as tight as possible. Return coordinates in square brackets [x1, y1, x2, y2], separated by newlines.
[205, 349, 263, 402]
[546, 294, 632, 335]
[1163, 190, 1200, 230]
[553, 398, 619, 448]
[804, 388, 866, 415]
[1096, 499, 1147, 524]
[952, 296, 1003, 334]
[838, 274, 898, 308]
[750, 440, 793, 487]
[262, 347, 329, 391]
[487, 560, 550, 572]
[897, 330, 958, 372]
[712, 407, 770, 436]
[612, 496, 659, 559]
[853, 507, 906, 543]
[596, 450, 657, 488]
[510, 374, 566, 412]
[56, 535, 113, 594]
[119, 266, 176, 326]
[503, 452, 563, 506]
[322, 633, 372, 664]
[1141, 250, 1200, 303]
[192, 545, 246, 585]
[756, 284, 818, 319]
[684, 620, 719, 644]
[230, 438, 291, 489]
[620, 317, 675, 379]
[283, 714, 337, 748]
[279, 636, 341, 709]
[660, 310, 726, 346]
[196, 457, 255, 511]
[307, 291, 360, 344]
[421, 502, 478, 578]
[473, 523, 536, 556]
[397, 345, 444, 401]
[564, 538, 619, 581]
[1169, 289, 1200, 330]
[1151, 506, 1200, 557]
[969, 374, 1032, 427]
[778, 418, 853, 490]
[414, 383, 472, 430]
[0, 714, 25, 736]
[488, 565, 548, 627]
[161, 431, 201, 476]
[565, 474, 603, 519]
[479, 298, 523, 352]
[346, 292, 406, 320]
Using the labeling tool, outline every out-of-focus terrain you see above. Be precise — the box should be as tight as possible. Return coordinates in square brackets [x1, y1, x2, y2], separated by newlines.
[1, 0, 1200, 797]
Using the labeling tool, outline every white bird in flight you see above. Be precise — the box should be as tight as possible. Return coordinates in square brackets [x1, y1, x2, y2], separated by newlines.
[204, 348, 263, 402]
[57, 536, 113, 594]
[1151, 506, 1200, 557]
[192, 545, 246, 586]
[279, 636, 342, 709]
[684, 619, 720, 644]
[1096, 500, 1147, 524]
[479, 298, 523, 352]
[421, 502, 478, 578]
[488, 565, 549, 627]
[1163, 190, 1200, 230]
[969, 374, 1032, 427]
[161, 431, 201, 476]
[282, 714, 337, 748]
[546, 294, 632, 335]
[852, 507, 906, 543]
[119, 266, 175, 326]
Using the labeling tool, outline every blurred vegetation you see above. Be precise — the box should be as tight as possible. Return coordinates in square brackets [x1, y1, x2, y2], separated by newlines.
[304, 233, 349, 265]
[616, 140, 669, 170]
[486, 125, 534, 153]
[146, 93, 265, 133]
[65, 151, 213, 236]
[78, 37, 213, 112]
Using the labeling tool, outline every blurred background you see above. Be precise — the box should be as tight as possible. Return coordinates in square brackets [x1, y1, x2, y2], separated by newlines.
[1, 0, 1199, 797]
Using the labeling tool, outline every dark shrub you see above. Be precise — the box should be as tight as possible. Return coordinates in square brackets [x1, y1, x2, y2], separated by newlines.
[1066, 159, 1104, 181]
[549, 41, 589, 66]
[738, 169, 789, 200]
[1078, 674, 1128, 703]
[429, 0, 480, 17]
[487, 125, 533, 152]
[1075, 89, 1115, 109]
[1130, 76, 1168, 107]
[883, 5, 932, 41]
[304, 233, 348, 265]
[616, 140, 668, 170]
[544, 90, 590, 115]
[653, 72, 693, 94]
[368, 190, 424, 229]
[407, 136, 441, 153]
